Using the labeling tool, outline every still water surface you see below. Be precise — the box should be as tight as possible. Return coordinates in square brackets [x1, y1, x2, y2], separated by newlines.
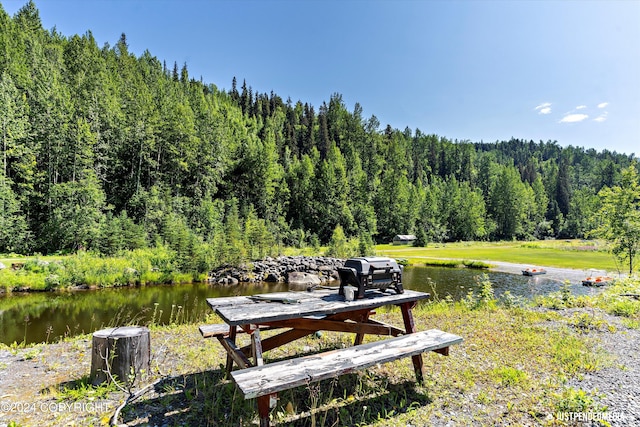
[0, 266, 598, 345]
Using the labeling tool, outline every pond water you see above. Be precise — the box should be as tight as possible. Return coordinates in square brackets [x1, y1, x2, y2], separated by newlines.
[0, 266, 599, 345]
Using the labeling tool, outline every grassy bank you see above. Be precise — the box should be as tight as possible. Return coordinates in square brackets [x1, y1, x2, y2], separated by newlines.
[376, 240, 619, 271]
[2, 275, 638, 426]
[0, 247, 205, 293]
[0, 239, 624, 293]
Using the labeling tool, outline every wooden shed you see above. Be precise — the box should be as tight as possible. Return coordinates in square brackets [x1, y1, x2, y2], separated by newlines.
[392, 234, 416, 245]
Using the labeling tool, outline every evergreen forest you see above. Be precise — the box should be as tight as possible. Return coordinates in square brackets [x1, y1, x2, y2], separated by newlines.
[1, 3, 637, 271]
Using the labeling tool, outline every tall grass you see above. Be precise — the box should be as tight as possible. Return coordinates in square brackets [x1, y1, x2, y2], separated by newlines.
[0, 247, 206, 292]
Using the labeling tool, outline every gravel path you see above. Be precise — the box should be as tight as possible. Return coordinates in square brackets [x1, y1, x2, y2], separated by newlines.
[563, 310, 640, 426]
[487, 262, 639, 425]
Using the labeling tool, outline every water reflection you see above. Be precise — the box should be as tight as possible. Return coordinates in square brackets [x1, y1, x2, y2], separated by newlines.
[0, 266, 598, 345]
[401, 266, 597, 301]
[0, 282, 289, 345]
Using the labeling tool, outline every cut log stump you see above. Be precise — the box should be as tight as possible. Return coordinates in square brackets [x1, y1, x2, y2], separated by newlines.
[90, 326, 150, 386]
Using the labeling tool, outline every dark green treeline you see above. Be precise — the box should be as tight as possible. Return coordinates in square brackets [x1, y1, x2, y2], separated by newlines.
[0, 2, 636, 269]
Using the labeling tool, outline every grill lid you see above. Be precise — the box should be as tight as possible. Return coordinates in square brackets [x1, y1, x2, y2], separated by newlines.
[338, 256, 403, 298]
[343, 257, 402, 275]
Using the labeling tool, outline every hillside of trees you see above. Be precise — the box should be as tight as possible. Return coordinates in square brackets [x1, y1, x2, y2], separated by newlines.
[0, 3, 637, 270]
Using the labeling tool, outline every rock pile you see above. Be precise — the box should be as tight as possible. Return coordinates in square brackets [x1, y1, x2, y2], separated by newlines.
[210, 256, 345, 287]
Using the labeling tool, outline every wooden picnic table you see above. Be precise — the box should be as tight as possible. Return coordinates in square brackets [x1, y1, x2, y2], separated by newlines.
[204, 288, 461, 426]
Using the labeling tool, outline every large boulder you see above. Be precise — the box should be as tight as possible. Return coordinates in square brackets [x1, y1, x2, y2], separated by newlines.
[287, 271, 321, 288]
[264, 271, 283, 282]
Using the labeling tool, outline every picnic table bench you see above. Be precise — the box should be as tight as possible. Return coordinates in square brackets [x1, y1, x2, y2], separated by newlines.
[203, 288, 462, 426]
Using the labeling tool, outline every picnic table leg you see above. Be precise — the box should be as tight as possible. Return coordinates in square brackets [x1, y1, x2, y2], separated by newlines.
[257, 393, 277, 427]
[251, 329, 264, 366]
[225, 324, 237, 379]
[258, 395, 270, 427]
[400, 301, 425, 383]
[353, 310, 372, 345]
[252, 329, 275, 426]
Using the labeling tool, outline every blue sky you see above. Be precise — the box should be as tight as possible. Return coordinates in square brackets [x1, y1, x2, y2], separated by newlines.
[3, 0, 639, 155]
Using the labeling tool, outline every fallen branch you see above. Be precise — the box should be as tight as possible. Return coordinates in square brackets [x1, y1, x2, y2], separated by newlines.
[110, 377, 164, 426]
[620, 293, 640, 300]
[100, 341, 164, 426]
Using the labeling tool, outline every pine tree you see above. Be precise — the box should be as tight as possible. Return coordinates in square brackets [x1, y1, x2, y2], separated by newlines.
[556, 157, 571, 216]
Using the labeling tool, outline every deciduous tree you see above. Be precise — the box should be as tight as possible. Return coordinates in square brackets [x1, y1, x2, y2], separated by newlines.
[593, 164, 640, 275]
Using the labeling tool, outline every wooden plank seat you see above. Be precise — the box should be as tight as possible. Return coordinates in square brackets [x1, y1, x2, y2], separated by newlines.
[231, 328, 462, 399]
[199, 317, 404, 339]
[199, 323, 237, 338]
[199, 323, 279, 338]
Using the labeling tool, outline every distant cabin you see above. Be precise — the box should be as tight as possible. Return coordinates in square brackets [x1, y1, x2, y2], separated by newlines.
[392, 234, 416, 245]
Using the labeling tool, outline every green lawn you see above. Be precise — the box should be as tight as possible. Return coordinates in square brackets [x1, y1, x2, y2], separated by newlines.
[376, 240, 620, 271]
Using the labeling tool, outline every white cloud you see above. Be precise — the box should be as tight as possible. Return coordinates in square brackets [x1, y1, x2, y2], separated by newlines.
[575, 105, 587, 110]
[535, 102, 552, 114]
[597, 102, 609, 109]
[594, 112, 608, 123]
[559, 114, 589, 123]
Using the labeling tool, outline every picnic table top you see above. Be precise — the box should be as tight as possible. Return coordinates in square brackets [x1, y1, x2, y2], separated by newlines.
[207, 288, 430, 326]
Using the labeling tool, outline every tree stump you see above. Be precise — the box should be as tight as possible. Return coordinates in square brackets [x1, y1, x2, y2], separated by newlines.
[90, 326, 150, 386]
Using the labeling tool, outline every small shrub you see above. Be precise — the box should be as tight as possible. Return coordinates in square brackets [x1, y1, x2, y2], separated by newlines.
[560, 280, 574, 306]
[463, 260, 491, 269]
[552, 335, 609, 374]
[552, 387, 602, 414]
[44, 274, 60, 290]
[608, 299, 640, 317]
[535, 281, 577, 310]
[23, 259, 51, 274]
[478, 274, 495, 304]
[570, 312, 615, 332]
[622, 318, 640, 329]
[54, 375, 117, 401]
[501, 290, 525, 308]
[491, 366, 528, 387]
[460, 274, 497, 310]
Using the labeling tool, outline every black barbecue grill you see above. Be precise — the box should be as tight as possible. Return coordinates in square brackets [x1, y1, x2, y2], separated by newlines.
[338, 257, 404, 299]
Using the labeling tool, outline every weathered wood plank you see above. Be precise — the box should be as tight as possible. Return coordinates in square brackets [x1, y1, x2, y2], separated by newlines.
[245, 328, 314, 354]
[199, 324, 234, 338]
[206, 292, 322, 311]
[363, 318, 405, 337]
[264, 318, 397, 336]
[231, 329, 463, 399]
[200, 323, 281, 338]
[216, 289, 430, 326]
[239, 309, 374, 354]
[206, 296, 254, 310]
[218, 336, 252, 370]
